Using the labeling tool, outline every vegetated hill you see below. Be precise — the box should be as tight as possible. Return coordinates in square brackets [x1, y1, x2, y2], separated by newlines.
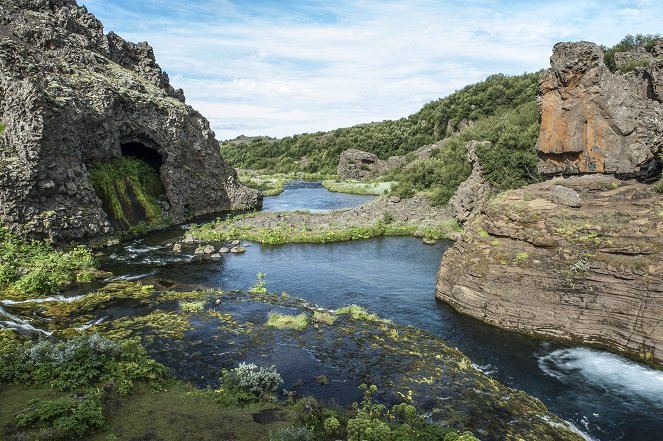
[221, 72, 540, 175]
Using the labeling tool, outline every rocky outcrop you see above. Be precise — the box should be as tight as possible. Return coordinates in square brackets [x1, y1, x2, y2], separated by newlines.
[437, 175, 663, 367]
[337, 141, 443, 179]
[537, 41, 663, 180]
[448, 141, 491, 223]
[0, 0, 260, 241]
[337, 149, 406, 180]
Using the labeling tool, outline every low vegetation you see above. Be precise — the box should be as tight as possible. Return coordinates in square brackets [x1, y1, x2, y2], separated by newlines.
[89, 157, 165, 230]
[322, 179, 394, 195]
[601, 33, 661, 72]
[266, 312, 309, 330]
[189, 214, 459, 245]
[222, 72, 539, 177]
[0, 227, 98, 299]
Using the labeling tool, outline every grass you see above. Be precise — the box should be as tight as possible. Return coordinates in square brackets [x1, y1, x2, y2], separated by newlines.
[179, 300, 205, 313]
[0, 121, 5, 136]
[89, 157, 164, 230]
[266, 312, 309, 330]
[190, 217, 460, 245]
[312, 310, 336, 325]
[0, 228, 99, 300]
[336, 305, 389, 323]
[322, 180, 395, 195]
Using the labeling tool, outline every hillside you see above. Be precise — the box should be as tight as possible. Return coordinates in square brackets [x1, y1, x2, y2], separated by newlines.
[221, 72, 539, 175]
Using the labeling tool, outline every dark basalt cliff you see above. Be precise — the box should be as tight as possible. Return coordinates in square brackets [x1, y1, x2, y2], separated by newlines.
[437, 41, 663, 367]
[0, 0, 260, 241]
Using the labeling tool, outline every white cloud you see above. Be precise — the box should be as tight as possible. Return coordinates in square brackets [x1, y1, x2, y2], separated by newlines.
[82, 0, 663, 139]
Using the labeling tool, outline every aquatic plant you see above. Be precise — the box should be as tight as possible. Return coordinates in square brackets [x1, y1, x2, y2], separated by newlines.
[250, 272, 268, 293]
[179, 300, 205, 313]
[266, 312, 309, 331]
[336, 305, 388, 323]
[312, 310, 336, 325]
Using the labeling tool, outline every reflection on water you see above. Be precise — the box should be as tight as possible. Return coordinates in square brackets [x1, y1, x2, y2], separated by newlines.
[262, 181, 374, 212]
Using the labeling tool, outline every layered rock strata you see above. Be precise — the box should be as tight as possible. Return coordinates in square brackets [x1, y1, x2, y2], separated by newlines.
[0, 0, 260, 241]
[437, 175, 663, 367]
[537, 41, 662, 180]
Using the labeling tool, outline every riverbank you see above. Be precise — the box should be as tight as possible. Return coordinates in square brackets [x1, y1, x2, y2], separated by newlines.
[322, 179, 395, 195]
[186, 195, 460, 245]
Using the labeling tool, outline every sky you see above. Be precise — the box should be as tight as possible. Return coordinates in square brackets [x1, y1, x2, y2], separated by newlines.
[81, 0, 662, 140]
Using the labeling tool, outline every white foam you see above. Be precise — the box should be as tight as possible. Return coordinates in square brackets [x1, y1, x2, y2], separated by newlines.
[538, 347, 663, 406]
[1, 294, 86, 305]
[0, 306, 52, 335]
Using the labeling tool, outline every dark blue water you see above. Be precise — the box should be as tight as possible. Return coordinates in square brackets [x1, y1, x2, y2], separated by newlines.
[104, 182, 663, 441]
[262, 181, 374, 212]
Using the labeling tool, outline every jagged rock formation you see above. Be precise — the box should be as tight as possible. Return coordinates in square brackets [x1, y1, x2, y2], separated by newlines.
[448, 140, 491, 223]
[437, 175, 663, 367]
[337, 141, 442, 179]
[0, 0, 260, 241]
[537, 41, 663, 180]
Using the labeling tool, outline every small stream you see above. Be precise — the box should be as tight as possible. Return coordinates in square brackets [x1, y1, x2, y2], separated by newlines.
[33, 182, 663, 440]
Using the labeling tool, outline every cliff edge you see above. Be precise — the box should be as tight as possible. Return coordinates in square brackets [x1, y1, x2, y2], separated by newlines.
[0, 0, 260, 241]
[437, 41, 663, 367]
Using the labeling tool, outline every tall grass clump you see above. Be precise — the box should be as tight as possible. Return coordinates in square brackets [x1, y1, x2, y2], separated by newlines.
[89, 157, 164, 229]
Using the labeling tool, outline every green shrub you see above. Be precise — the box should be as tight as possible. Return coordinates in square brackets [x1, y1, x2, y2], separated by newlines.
[0, 334, 167, 395]
[15, 391, 104, 439]
[220, 362, 283, 399]
[221, 72, 539, 175]
[0, 228, 96, 298]
[602, 34, 660, 72]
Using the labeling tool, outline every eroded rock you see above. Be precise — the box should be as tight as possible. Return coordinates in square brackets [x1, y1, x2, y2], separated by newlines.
[0, 0, 260, 241]
[537, 41, 663, 181]
[437, 175, 663, 367]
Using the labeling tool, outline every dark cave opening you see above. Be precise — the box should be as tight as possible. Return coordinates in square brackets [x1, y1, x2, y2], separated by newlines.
[121, 142, 164, 170]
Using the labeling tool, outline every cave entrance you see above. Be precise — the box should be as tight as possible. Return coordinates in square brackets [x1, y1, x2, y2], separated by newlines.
[121, 142, 164, 171]
[89, 141, 169, 232]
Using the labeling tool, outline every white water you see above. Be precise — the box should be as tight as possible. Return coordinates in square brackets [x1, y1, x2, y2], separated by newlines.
[1, 294, 86, 305]
[538, 347, 663, 407]
[0, 305, 52, 335]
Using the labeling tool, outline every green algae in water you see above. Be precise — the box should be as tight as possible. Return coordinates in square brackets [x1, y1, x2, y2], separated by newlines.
[89, 157, 164, 230]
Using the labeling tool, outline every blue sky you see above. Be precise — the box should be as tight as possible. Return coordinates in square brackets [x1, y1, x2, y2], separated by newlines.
[81, 0, 662, 140]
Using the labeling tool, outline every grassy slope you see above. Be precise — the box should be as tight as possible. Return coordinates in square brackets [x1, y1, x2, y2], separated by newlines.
[221, 72, 539, 175]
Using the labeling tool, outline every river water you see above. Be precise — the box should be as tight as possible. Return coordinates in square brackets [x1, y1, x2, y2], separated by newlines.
[101, 181, 662, 441]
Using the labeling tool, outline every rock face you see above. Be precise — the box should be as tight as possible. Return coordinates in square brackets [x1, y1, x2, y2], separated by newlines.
[0, 0, 260, 241]
[537, 41, 663, 180]
[337, 141, 443, 179]
[437, 175, 663, 367]
[448, 140, 491, 223]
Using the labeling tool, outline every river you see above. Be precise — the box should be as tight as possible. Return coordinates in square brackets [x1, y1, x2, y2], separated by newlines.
[99, 181, 663, 441]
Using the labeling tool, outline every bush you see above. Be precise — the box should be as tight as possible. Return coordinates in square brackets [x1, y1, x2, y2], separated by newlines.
[15, 391, 104, 440]
[602, 34, 661, 72]
[0, 228, 96, 298]
[220, 362, 283, 399]
[0, 334, 167, 395]
[221, 72, 539, 175]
